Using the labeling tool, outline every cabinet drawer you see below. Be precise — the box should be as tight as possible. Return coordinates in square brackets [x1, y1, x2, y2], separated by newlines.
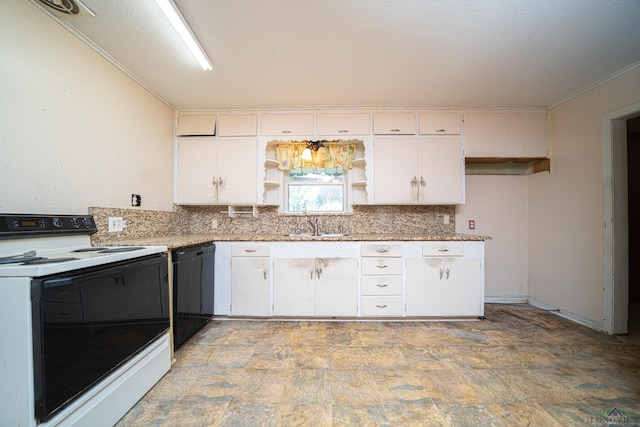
[316, 113, 370, 135]
[361, 276, 402, 295]
[361, 296, 402, 316]
[217, 114, 257, 136]
[260, 114, 314, 136]
[361, 258, 403, 275]
[418, 112, 461, 135]
[373, 112, 416, 135]
[361, 244, 402, 257]
[422, 242, 464, 257]
[231, 245, 271, 257]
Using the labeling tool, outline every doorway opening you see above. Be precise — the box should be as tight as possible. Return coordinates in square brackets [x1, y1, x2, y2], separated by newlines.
[603, 102, 640, 335]
[627, 116, 640, 342]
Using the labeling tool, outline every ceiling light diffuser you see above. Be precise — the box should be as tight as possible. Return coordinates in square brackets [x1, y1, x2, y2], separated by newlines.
[154, 0, 212, 71]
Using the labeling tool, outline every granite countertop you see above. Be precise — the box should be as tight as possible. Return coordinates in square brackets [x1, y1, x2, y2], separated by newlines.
[94, 233, 490, 250]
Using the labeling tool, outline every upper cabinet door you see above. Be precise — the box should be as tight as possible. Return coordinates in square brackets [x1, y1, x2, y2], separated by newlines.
[176, 115, 216, 136]
[373, 138, 418, 204]
[260, 114, 314, 136]
[464, 113, 548, 158]
[316, 113, 370, 135]
[177, 138, 218, 204]
[418, 138, 464, 204]
[217, 114, 257, 137]
[216, 139, 258, 204]
[418, 113, 461, 135]
[373, 112, 417, 135]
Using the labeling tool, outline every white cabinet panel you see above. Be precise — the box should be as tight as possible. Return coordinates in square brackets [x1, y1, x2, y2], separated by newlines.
[316, 113, 370, 135]
[373, 112, 417, 135]
[464, 113, 547, 158]
[177, 138, 257, 205]
[260, 114, 314, 136]
[361, 296, 403, 316]
[314, 258, 358, 316]
[406, 257, 482, 316]
[231, 258, 270, 316]
[217, 114, 257, 136]
[419, 112, 461, 135]
[373, 138, 464, 204]
[176, 114, 216, 136]
[273, 258, 315, 316]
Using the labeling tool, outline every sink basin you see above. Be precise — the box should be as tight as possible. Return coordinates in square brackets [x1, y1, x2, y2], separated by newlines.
[283, 233, 348, 238]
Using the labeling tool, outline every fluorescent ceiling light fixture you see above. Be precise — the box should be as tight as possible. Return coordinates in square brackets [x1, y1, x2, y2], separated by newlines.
[154, 0, 212, 71]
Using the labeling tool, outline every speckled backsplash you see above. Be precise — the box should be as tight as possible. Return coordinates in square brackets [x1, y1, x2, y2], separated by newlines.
[90, 205, 455, 242]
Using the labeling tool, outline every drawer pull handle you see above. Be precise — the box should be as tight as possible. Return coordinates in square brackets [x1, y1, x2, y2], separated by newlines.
[376, 264, 388, 269]
[376, 284, 388, 288]
[436, 129, 446, 133]
[282, 130, 292, 134]
[375, 248, 388, 253]
[390, 129, 400, 132]
[438, 248, 449, 252]
[376, 304, 388, 308]
[338, 129, 348, 133]
[244, 249, 257, 252]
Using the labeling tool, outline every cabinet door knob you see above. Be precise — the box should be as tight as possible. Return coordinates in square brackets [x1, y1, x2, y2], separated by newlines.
[316, 268, 322, 279]
[420, 176, 426, 187]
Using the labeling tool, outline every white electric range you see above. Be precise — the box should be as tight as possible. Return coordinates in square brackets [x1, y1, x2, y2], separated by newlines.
[0, 214, 171, 427]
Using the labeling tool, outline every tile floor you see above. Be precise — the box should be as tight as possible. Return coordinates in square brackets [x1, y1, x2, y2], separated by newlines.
[116, 304, 640, 426]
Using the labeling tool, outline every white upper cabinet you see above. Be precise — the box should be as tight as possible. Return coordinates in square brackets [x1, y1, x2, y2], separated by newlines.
[316, 113, 370, 135]
[176, 114, 216, 136]
[374, 138, 464, 204]
[373, 112, 417, 135]
[177, 138, 257, 205]
[418, 112, 461, 135]
[217, 114, 257, 136]
[260, 113, 314, 136]
[464, 112, 548, 158]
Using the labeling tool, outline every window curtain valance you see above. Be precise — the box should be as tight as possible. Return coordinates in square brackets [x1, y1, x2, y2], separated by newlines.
[275, 142, 357, 174]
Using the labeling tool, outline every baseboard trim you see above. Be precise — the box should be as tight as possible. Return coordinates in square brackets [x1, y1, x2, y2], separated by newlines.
[527, 298, 604, 331]
[484, 296, 528, 304]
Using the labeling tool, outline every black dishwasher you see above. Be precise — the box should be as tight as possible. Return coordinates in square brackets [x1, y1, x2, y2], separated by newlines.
[172, 243, 215, 349]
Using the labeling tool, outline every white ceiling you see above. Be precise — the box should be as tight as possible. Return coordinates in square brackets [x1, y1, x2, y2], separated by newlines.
[33, 0, 640, 110]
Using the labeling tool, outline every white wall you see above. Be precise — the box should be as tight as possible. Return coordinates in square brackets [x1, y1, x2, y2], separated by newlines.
[456, 175, 529, 299]
[0, 2, 175, 214]
[528, 65, 640, 324]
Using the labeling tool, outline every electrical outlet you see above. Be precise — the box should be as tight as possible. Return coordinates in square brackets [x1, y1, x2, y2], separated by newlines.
[211, 219, 218, 229]
[108, 217, 124, 232]
[468, 220, 476, 230]
[443, 214, 450, 225]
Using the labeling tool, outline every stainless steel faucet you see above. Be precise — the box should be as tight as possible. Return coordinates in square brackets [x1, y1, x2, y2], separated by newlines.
[307, 218, 319, 236]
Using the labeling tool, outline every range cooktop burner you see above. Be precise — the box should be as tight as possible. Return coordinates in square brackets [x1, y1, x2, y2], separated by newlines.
[22, 257, 79, 265]
[72, 247, 106, 252]
[98, 247, 144, 253]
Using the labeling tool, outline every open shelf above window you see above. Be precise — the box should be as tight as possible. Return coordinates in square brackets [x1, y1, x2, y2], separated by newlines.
[465, 157, 551, 175]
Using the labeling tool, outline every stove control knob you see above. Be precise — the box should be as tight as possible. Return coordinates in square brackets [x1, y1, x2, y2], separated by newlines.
[52, 217, 63, 228]
[70, 218, 80, 228]
[83, 218, 92, 228]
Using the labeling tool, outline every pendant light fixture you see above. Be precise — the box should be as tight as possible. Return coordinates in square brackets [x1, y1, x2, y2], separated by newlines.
[302, 140, 325, 161]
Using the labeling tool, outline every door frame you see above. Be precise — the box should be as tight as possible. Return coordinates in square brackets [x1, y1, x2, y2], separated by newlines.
[602, 102, 640, 334]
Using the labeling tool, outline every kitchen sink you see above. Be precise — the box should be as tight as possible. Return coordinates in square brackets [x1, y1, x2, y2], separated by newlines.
[283, 233, 348, 238]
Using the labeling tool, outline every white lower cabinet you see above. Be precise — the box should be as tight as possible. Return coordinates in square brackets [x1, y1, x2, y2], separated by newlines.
[406, 257, 482, 317]
[230, 245, 270, 316]
[273, 258, 358, 316]
[216, 240, 484, 318]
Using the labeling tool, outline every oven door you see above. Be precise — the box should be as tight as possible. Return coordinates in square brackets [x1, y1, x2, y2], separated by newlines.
[31, 253, 169, 422]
